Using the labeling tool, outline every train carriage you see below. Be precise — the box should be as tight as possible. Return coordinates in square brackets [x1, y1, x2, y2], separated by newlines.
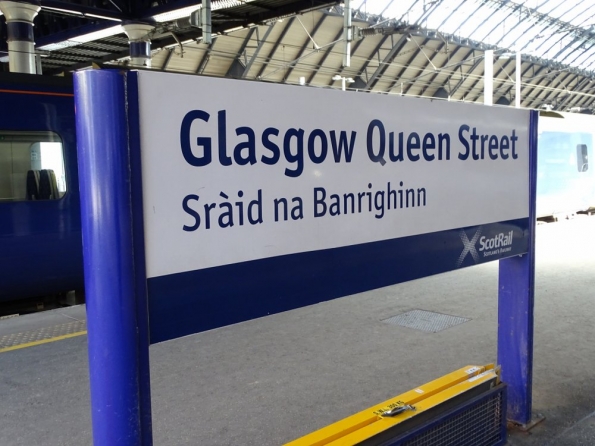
[0, 73, 82, 302]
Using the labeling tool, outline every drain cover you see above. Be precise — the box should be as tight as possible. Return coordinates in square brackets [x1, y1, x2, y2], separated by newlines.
[382, 309, 469, 333]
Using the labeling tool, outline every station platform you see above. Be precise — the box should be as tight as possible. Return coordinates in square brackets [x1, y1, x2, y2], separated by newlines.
[1, 216, 594, 445]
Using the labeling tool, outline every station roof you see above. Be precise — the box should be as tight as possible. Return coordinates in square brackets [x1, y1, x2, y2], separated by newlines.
[1, 0, 594, 112]
[361, 0, 595, 73]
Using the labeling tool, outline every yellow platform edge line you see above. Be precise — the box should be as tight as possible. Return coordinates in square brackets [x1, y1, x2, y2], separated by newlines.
[0, 330, 87, 353]
[323, 370, 499, 446]
[285, 364, 496, 446]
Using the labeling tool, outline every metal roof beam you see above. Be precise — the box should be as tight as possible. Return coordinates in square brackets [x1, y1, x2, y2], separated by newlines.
[491, 5, 527, 47]
[491, 58, 518, 103]
[40, 1, 126, 21]
[306, 26, 344, 85]
[555, 76, 590, 110]
[141, 0, 338, 22]
[256, 17, 296, 79]
[284, 14, 328, 82]
[225, 27, 256, 77]
[346, 34, 388, 87]
[418, 45, 464, 97]
[570, 82, 595, 109]
[245, 1, 276, 12]
[565, 40, 595, 68]
[365, 34, 408, 90]
[467, 57, 515, 103]
[465, 58, 497, 103]
[242, 23, 275, 78]
[385, 37, 431, 94]
[402, 39, 442, 96]
[520, 67, 550, 109]
[36, 46, 130, 74]
[196, 38, 217, 75]
[469, 53, 532, 104]
[525, 79, 559, 110]
[532, 85, 565, 111]
[537, 71, 575, 110]
[579, 91, 595, 110]
[449, 53, 482, 98]
[529, 4, 595, 56]
[488, 57, 549, 107]
[328, 33, 366, 86]
[36, 1, 340, 75]
[449, 2, 485, 37]
[237, 27, 257, 60]
[487, 0, 595, 59]
[514, 65, 544, 108]
[431, 47, 474, 97]
[521, 65, 549, 108]
[161, 48, 174, 71]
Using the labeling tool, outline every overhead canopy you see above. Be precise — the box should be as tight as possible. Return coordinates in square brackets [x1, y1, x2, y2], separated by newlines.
[358, 0, 595, 72]
[1, 1, 594, 112]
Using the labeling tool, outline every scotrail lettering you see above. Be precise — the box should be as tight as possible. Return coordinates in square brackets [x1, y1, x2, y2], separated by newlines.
[457, 228, 515, 266]
[478, 231, 513, 252]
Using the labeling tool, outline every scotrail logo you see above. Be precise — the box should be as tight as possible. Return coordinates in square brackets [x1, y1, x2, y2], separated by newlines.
[457, 227, 482, 267]
[478, 231, 513, 252]
[457, 227, 514, 267]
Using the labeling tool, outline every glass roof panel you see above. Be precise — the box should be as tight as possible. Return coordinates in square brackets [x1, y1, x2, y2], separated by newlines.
[579, 49, 595, 70]
[498, 19, 535, 49]
[558, 3, 592, 24]
[354, 0, 595, 72]
[458, 7, 498, 41]
[552, 39, 584, 61]
[423, 0, 466, 29]
[537, 0, 572, 17]
[430, 1, 483, 35]
[474, 6, 513, 41]
[572, 45, 595, 67]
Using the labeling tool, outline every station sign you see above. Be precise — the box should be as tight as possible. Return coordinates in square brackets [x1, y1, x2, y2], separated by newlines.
[132, 71, 531, 342]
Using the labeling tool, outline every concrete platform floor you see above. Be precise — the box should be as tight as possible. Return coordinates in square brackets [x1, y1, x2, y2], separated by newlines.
[0, 216, 594, 445]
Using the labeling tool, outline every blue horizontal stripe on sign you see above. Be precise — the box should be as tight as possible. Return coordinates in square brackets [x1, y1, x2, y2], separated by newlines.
[147, 218, 529, 343]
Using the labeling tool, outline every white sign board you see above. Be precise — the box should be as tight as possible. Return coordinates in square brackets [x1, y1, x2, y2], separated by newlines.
[136, 71, 530, 279]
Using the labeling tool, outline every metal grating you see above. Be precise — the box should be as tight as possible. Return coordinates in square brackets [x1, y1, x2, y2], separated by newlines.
[382, 310, 469, 333]
[0, 320, 86, 349]
[400, 390, 505, 446]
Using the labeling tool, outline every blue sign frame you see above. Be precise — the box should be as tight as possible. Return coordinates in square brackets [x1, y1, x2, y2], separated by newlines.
[75, 70, 152, 445]
[74, 69, 537, 444]
[498, 110, 538, 426]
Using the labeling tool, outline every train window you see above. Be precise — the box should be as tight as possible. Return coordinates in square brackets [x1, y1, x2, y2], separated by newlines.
[538, 132, 592, 179]
[0, 131, 66, 201]
[577, 144, 588, 172]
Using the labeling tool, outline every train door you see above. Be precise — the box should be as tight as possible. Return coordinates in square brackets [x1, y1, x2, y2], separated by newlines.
[537, 112, 595, 219]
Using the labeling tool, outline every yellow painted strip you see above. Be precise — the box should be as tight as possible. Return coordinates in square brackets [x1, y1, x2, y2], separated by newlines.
[324, 370, 499, 445]
[0, 330, 87, 353]
[285, 364, 497, 446]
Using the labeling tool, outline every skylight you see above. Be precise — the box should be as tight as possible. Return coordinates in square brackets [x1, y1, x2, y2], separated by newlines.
[353, 0, 595, 71]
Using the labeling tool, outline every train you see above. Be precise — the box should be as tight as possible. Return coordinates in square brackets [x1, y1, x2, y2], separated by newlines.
[537, 111, 595, 219]
[0, 71, 593, 305]
[0, 72, 82, 305]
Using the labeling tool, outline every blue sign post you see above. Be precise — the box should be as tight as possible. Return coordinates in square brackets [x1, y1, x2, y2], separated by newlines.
[74, 68, 538, 444]
[498, 110, 538, 426]
[75, 70, 152, 445]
